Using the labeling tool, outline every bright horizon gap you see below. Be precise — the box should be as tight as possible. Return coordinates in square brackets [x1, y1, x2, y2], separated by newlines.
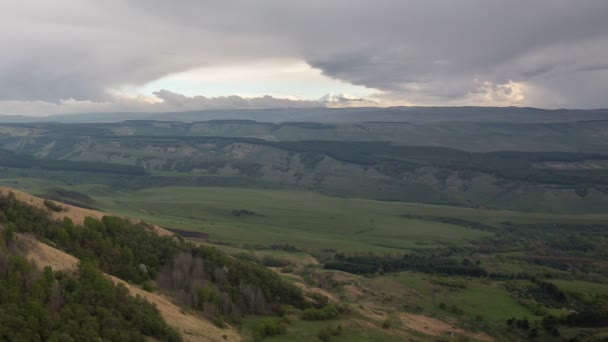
[122, 60, 379, 100]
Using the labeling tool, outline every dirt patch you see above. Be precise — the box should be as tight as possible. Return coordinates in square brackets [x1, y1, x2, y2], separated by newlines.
[343, 284, 365, 299]
[398, 312, 493, 342]
[358, 305, 492, 341]
[22, 233, 79, 271]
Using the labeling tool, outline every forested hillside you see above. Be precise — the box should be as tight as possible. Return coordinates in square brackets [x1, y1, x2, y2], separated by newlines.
[0, 220, 180, 341]
[0, 190, 314, 341]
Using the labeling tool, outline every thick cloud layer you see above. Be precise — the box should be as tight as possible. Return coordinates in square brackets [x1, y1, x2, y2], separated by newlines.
[1, 0, 607, 113]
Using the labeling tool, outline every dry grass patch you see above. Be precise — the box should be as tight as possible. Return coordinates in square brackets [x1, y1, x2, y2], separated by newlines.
[0, 187, 174, 236]
[398, 312, 494, 342]
[0, 186, 104, 224]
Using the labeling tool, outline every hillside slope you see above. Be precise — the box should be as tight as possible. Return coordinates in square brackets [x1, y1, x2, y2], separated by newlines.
[2, 187, 241, 342]
[0, 186, 172, 236]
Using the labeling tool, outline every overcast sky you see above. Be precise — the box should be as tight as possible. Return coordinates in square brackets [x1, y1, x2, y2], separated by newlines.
[1, 1, 608, 115]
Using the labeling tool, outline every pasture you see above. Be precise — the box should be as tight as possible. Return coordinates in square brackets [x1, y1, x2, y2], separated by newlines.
[89, 186, 608, 253]
[92, 186, 496, 252]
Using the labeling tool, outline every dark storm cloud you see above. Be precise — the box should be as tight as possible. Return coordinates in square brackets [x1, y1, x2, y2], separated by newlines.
[1, 0, 608, 110]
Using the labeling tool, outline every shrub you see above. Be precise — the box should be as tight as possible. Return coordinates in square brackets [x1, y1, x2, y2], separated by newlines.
[211, 316, 226, 328]
[43, 199, 64, 212]
[317, 325, 343, 341]
[261, 255, 290, 268]
[301, 304, 348, 321]
[252, 318, 289, 341]
[142, 281, 155, 292]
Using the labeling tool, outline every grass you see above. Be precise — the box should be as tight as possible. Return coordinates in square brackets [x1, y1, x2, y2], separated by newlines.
[442, 282, 533, 322]
[242, 315, 407, 342]
[390, 272, 534, 323]
[89, 186, 608, 253]
[91, 186, 495, 253]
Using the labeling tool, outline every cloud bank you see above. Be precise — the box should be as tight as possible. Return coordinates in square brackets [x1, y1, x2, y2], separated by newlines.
[1, 0, 608, 115]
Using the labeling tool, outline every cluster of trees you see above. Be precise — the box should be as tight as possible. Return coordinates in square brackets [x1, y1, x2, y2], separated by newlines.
[506, 310, 608, 339]
[325, 253, 487, 277]
[251, 317, 292, 341]
[505, 317, 541, 338]
[0, 230, 179, 341]
[505, 279, 571, 313]
[564, 301, 608, 327]
[477, 221, 608, 273]
[0, 191, 306, 325]
[43, 199, 64, 212]
[506, 278, 608, 331]
[185, 244, 307, 320]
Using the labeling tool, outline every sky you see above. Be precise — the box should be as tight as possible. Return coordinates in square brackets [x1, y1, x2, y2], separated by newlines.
[1, 1, 608, 116]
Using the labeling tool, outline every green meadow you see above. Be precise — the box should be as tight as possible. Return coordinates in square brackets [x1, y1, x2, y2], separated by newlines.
[89, 186, 608, 253]
[92, 186, 494, 252]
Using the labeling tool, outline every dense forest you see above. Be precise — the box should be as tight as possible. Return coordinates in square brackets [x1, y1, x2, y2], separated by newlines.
[0, 225, 180, 341]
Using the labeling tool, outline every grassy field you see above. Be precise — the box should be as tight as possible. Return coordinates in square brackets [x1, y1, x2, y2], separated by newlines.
[90, 186, 496, 252]
[88, 186, 608, 253]
[387, 272, 533, 322]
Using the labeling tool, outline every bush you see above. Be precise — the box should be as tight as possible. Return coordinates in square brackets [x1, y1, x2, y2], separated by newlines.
[211, 316, 226, 328]
[317, 325, 342, 341]
[261, 255, 290, 268]
[252, 318, 289, 341]
[301, 304, 348, 321]
[142, 281, 155, 292]
[43, 199, 64, 212]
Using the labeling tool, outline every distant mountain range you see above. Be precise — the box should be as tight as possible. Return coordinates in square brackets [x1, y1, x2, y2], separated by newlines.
[2, 106, 608, 124]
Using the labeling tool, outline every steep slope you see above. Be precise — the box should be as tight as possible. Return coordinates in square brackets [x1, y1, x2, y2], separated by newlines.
[0, 186, 172, 236]
[22, 234, 240, 342]
[0, 186, 104, 224]
[3, 187, 241, 342]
